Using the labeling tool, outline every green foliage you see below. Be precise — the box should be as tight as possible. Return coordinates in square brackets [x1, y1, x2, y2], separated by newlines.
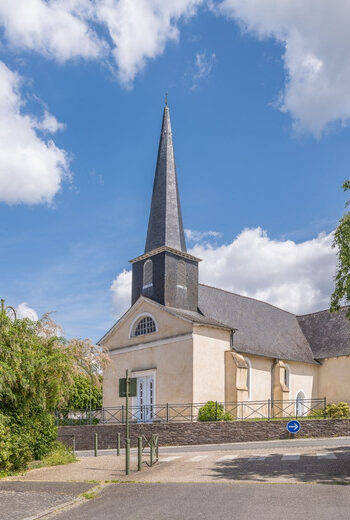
[309, 402, 350, 419]
[307, 408, 325, 418]
[40, 441, 76, 467]
[0, 311, 76, 472]
[0, 414, 11, 472]
[66, 374, 102, 411]
[331, 181, 350, 319]
[325, 402, 350, 419]
[197, 401, 233, 422]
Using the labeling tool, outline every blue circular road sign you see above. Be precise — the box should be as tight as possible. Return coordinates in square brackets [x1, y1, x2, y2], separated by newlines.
[287, 420, 301, 434]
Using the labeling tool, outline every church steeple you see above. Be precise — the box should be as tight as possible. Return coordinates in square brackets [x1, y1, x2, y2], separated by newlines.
[145, 104, 187, 253]
[130, 103, 200, 311]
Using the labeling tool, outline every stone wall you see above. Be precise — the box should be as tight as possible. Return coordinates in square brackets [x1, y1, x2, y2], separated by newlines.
[58, 419, 350, 450]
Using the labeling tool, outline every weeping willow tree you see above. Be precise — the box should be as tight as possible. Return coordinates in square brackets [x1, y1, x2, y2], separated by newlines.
[331, 181, 350, 319]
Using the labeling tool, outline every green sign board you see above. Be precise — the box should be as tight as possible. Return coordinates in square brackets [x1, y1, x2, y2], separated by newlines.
[119, 377, 137, 397]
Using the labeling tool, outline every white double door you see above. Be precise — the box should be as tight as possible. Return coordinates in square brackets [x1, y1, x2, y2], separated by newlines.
[135, 375, 155, 423]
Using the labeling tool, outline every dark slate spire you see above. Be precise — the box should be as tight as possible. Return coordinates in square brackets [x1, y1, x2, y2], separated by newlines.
[144, 105, 187, 253]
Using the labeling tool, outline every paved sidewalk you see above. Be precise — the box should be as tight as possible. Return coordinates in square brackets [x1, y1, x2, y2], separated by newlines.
[9, 439, 350, 484]
[0, 481, 94, 520]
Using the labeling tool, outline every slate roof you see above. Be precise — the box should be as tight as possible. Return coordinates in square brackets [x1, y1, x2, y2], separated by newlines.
[164, 305, 230, 330]
[144, 105, 187, 253]
[297, 308, 350, 359]
[198, 284, 317, 363]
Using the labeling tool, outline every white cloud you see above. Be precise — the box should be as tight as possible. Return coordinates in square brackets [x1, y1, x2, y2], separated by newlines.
[111, 228, 337, 318]
[191, 227, 337, 315]
[185, 229, 222, 242]
[191, 50, 216, 89]
[0, 0, 104, 62]
[111, 269, 132, 318]
[0, 61, 70, 205]
[96, 0, 204, 86]
[33, 110, 65, 133]
[219, 0, 350, 136]
[16, 302, 38, 321]
[0, 0, 203, 86]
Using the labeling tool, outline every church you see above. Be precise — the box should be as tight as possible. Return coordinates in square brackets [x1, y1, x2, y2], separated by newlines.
[100, 104, 350, 420]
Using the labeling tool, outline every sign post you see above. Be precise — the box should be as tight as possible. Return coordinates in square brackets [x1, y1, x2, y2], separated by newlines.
[119, 370, 137, 475]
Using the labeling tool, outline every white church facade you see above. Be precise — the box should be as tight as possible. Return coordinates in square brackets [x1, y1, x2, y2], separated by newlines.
[100, 104, 350, 419]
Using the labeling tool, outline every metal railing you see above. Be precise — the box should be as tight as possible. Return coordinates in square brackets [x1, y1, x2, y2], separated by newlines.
[55, 398, 326, 426]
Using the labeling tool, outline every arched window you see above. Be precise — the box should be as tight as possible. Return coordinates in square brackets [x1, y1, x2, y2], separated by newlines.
[143, 260, 153, 289]
[176, 260, 186, 289]
[131, 315, 157, 337]
[296, 390, 306, 417]
[244, 357, 252, 400]
[284, 364, 290, 390]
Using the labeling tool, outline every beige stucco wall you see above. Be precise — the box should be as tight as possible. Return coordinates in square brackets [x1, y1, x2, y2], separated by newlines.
[287, 360, 319, 400]
[247, 355, 273, 401]
[192, 326, 230, 403]
[318, 356, 350, 403]
[102, 299, 194, 407]
[103, 338, 193, 407]
[102, 299, 193, 350]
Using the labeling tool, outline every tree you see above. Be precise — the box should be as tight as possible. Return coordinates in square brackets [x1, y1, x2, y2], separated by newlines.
[66, 374, 103, 411]
[0, 308, 76, 469]
[67, 338, 110, 412]
[331, 181, 350, 319]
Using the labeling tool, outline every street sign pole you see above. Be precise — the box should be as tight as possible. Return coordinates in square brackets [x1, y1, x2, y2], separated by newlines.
[119, 371, 136, 476]
[125, 369, 130, 475]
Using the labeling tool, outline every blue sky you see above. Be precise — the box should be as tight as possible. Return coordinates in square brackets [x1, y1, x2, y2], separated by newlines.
[0, 1, 348, 341]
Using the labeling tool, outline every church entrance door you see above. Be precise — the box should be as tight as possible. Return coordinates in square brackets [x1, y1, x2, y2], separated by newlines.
[135, 375, 154, 423]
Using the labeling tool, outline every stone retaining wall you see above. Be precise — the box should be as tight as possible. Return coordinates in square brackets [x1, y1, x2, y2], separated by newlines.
[58, 419, 350, 450]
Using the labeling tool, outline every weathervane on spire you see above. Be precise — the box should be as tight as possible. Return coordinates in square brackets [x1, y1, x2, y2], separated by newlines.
[165, 92, 168, 106]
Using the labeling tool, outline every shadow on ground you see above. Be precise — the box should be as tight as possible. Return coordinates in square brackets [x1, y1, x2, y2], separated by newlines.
[207, 446, 350, 484]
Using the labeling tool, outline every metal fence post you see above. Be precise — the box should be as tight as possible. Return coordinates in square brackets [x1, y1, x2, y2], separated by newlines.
[117, 433, 120, 456]
[94, 433, 98, 457]
[166, 403, 169, 423]
[324, 397, 327, 419]
[150, 435, 154, 467]
[267, 399, 270, 421]
[122, 405, 125, 424]
[138, 436, 142, 471]
[190, 403, 193, 422]
[215, 401, 218, 421]
[72, 435, 76, 456]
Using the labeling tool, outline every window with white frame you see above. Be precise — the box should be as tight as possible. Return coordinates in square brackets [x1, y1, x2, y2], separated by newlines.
[143, 259, 153, 289]
[296, 390, 307, 416]
[132, 316, 156, 337]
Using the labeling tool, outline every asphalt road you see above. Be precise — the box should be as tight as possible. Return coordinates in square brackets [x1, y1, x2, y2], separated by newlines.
[76, 435, 350, 456]
[51, 482, 350, 520]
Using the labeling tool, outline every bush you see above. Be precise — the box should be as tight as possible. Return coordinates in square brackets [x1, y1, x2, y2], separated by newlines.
[308, 402, 350, 419]
[0, 414, 11, 472]
[326, 402, 350, 419]
[197, 401, 233, 422]
[40, 442, 76, 467]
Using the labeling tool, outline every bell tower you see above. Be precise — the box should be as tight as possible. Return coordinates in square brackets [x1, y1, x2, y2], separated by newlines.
[130, 103, 200, 311]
